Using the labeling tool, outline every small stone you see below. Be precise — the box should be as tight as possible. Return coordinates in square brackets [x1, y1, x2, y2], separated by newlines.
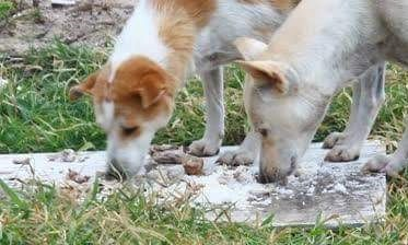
[152, 150, 185, 164]
[67, 169, 90, 184]
[47, 154, 59, 162]
[233, 166, 253, 183]
[166, 166, 185, 180]
[48, 149, 77, 162]
[150, 144, 180, 154]
[182, 155, 204, 176]
[12, 158, 31, 165]
[249, 189, 270, 198]
[61, 149, 76, 162]
[144, 160, 158, 173]
[217, 175, 229, 185]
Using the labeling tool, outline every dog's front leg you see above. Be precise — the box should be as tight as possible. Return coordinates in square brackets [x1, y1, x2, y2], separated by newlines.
[322, 80, 362, 149]
[324, 62, 386, 162]
[217, 130, 260, 166]
[188, 67, 224, 156]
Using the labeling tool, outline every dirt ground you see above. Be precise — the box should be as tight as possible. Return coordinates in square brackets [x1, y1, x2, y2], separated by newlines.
[0, 0, 135, 55]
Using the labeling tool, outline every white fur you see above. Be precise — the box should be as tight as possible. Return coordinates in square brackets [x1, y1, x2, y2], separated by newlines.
[109, 0, 169, 83]
[189, 0, 285, 156]
[265, 0, 384, 93]
[194, 0, 284, 70]
[234, 37, 268, 61]
[95, 101, 115, 131]
[107, 128, 155, 175]
[324, 63, 385, 162]
[240, 0, 408, 179]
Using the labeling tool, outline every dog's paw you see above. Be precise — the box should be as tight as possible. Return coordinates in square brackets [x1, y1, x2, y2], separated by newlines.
[362, 154, 405, 177]
[324, 144, 360, 162]
[322, 132, 347, 149]
[188, 139, 220, 157]
[217, 149, 255, 166]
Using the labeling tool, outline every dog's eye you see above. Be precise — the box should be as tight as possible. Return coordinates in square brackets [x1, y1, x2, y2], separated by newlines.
[121, 126, 139, 136]
[258, 128, 269, 137]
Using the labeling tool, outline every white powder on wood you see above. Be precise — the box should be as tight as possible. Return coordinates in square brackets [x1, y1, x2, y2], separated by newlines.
[141, 152, 365, 209]
[333, 183, 349, 195]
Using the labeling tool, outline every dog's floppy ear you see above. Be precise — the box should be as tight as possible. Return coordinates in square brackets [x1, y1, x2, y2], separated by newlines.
[132, 69, 172, 109]
[69, 71, 99, 101]
[234, 37, 268, 60]
[236, 60, 296, 94]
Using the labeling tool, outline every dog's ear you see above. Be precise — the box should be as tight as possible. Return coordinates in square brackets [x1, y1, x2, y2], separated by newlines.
[236, 60, 296, 94]
[132, 69, 171, 109]
[69, 71, 99, 101]
[234, 37, 268, 60]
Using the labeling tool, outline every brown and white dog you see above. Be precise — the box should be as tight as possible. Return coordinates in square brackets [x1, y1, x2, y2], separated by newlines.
[70, 0, 383, 178]
[236, 0, 408, 183]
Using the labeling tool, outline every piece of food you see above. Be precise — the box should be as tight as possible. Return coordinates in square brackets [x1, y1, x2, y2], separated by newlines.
[66, 169, 90, 184]
[182, 155, 204, 176]
[48, 149, 77, 162]
[150, 144, 180, 154]
[12, 158, 31, 165]
[151, 149, 186, 164]
[61, 149, 77, 162]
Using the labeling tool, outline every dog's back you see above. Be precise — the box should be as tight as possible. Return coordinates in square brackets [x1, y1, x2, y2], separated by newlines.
[194, 0, 297, 70]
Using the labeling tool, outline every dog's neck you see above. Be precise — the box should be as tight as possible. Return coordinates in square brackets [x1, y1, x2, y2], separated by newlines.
[110, 0, 215, 95]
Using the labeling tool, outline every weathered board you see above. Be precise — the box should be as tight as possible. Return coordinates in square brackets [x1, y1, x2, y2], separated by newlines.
[0, 141, 386, 228]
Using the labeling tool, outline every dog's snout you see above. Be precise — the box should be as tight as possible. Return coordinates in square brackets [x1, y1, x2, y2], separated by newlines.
[257, 170, 288, 185]
[258, 155, 297, 185]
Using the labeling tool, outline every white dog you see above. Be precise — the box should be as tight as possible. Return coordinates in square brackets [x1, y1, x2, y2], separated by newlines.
[235, 0, 408, 183]
[69, 0, 383, 178]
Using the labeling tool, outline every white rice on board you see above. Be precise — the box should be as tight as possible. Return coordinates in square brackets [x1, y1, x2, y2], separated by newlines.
[2, 143, 384, 215]
[139, 152, 364, 210]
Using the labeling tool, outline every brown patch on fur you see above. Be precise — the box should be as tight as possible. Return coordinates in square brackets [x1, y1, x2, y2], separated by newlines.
[237, 60, 288, 93]
[72, 56, 176, 141]
[258, 136, 280, 182]
[70, 66, 111, 101]
[69, 73, 98, 100]
[270, 0, 300, 11]
[238, 0, 300, 11]
[152, 0, 216, 28]
[111, 56, 176, 110]
[254, 25, 274, 42]
[156, 6, 196, 80]
[150, 0, 216, 80]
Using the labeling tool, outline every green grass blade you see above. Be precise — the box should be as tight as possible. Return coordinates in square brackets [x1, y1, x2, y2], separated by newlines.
[0, 178, 27, 209]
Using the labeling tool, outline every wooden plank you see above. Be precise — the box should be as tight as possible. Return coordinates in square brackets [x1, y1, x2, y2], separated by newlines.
[0, 141, 386, 227]
[208, 142, 386, 227]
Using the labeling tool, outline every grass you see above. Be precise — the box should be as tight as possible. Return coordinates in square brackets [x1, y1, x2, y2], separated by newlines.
[0, 1, 15, 21]
[0, 41, 408, 244]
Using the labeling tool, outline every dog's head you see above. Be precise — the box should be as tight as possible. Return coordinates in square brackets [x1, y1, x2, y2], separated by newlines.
[235, 37, 329, 184]
[70, 56, 175, 178]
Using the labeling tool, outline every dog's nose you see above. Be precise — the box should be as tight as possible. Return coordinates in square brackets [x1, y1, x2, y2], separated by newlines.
[258, 156, 297, 185]
[257, 170, 288, 185]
